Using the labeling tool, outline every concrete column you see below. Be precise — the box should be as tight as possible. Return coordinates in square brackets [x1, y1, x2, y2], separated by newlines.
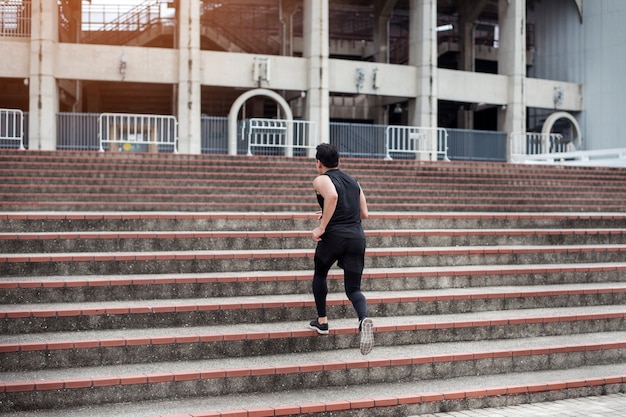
[372, 0, 397, 125]
[303, 0, 329, 155]
[458, 14, 474, 73]
[408, 0, 437, 159]
[280, 0, 298, 56]
[458, 0, 489, 72]
[457, 10, 474, 130]
[177, 0, 202, 154]
[373, 0, 397, 64]
[498, 0, 526, 161]
[28, 0, 59, 150]
[458, 0, 489, 130]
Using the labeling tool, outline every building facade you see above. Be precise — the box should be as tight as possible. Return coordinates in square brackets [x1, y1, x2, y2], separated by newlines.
[1, 0, 617, 159]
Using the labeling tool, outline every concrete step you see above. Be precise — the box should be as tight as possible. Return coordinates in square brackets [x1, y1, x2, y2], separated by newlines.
[3, 283, 626, 334]
[4, 190, 625, 211]
[3, 198, 625, 212]
[0, 366, 624, 417]
[3, 244, 626, 277]
[5, 174, 626, 196]
[3, 212, 626, 233]
[1, 332, 625, 414]
[6, 173, 626, 194]
[4, 184, 626, 205]
[4, 228, 626, 253]
[3, 263, 625, 304]
[1, 305, 624, 371]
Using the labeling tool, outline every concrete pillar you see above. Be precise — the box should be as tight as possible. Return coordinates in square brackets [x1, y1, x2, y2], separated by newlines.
[177, 0, 202, 154]
[498, 0, 526, 161]
[408, 0, 437, 159]
[303, 0, 329, 155]
[373, 0, 397, 64]
[372, 0, 397, 125]
[457, 13, 476, 129]
[458, 6, 475, 130]
[458, 106, 474, 130]
[458, 0, 489, 72]
[458, 11, 475, 73]
[28, 0, 59, 150]
[457, 0, 489, 130]
[280, 0, 298, 56]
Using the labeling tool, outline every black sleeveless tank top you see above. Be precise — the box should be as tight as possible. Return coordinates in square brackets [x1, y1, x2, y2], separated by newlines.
[316, 169, 364, 239]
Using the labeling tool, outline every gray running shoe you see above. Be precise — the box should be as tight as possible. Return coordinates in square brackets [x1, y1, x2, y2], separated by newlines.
[359, 318, 374, 355]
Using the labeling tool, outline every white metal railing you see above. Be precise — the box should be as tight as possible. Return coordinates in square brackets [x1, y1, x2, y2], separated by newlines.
[512, 147, 626, 167]
[510, 132, 570, 158]
[0, 108, 25, 149]
[242, 118, 317, 157]
[385, 126, 448, 160]
[98, 113, 178, 153]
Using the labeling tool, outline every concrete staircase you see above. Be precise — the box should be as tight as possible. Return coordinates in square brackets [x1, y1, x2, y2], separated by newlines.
[2, 150, 626, 212]
[1, 150, 626, 417]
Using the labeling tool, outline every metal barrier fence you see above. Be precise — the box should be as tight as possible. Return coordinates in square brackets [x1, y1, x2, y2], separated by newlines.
[447, 128, 507, 162]
[242, 118, 317, 157]
[58, 112, 100, 150]
[330, 122, 387, 159]
[201, 115, 229, 154]
[510, 132, 568, 158]
[385, 126, 448, 160]
[0, 0, 30, 37]
[98, 113, 178, 153]
[6, 112, 511, 162]
[0, 108, 24, 149]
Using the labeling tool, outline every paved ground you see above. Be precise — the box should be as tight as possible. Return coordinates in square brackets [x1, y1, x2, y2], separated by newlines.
[417, 393, 626, 416]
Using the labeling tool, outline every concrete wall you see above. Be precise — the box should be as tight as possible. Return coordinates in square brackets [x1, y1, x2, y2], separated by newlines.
[530, 0, 626, 150]
[583, 1, 626, 150]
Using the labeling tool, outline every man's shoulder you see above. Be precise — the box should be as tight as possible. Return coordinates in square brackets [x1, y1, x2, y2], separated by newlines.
[328, 168, 351, 177]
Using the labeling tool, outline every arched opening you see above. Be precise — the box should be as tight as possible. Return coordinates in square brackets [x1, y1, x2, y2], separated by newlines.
[228, 89, 294, 155]
[541, 111, 582, 151]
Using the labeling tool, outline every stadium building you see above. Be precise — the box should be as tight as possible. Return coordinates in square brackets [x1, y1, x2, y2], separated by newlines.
[0, 0, 624, 164]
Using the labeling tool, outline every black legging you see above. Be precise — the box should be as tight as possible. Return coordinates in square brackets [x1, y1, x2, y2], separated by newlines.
[312, 236, 368, 321]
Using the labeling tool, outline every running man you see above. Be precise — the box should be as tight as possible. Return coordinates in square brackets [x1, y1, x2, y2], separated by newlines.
[307, 143, 374, 355]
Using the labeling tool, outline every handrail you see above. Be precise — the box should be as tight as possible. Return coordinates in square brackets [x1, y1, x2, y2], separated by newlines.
[200, 3, 281, 55]
[0, 108, 25, 150]
[98, 112, 178, 153]
[82, 0, 167, 45]
[385, 126, 449, 161]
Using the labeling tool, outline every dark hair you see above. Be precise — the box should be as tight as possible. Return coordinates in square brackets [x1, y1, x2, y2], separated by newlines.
[315, 143, 339, 168]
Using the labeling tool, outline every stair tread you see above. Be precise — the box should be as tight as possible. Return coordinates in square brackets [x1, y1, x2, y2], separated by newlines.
[2, 261, 624, 283]
[3, 227, 626, 238]
[3, 331, 626, 383]
[3, 282, 626, 311]
[2, 304, 625, 345]
[3, 370, 626, 417]
[3, 242, 626, 255]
